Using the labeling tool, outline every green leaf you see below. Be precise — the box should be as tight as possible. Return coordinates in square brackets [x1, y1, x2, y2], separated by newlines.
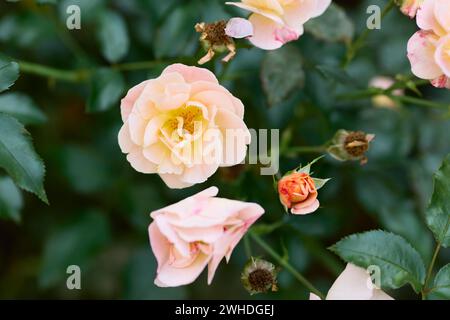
[58, 0, 105, 23]
[315, 65, 361, 88]
[426, 154, 450, 247]
[261, 45, 304, 106]
[154, 2, 199, 58]
[87, 68, 125, 112]
[305, 3, 354, 43]
[39, 210, 111, 288]
[312, 178, 331, 190]
[430, 264, 450, 299]
[96, 10, 129, 63]
[330, 230, 426, 292]
[0, 92, 47, 125]
[36, 0, 57, 4]
[0, 114, 47, 203]
[0, 176, 23, 222]
[0, 56, 19, 93]
[59, 145, 112, 194]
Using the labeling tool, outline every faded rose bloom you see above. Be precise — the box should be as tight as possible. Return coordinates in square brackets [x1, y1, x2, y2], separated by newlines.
[407, 0, 450, 89]
[149, 187, 264, 287]
[369, 76, 404, 109]
[327, 130, 375, 165]
[400, 0, 424, 18]
[310, 264, 394, 300]
[226, 0, 331, 50]
[195, 18, 253, 65]
[277, 159, 329, 215]
[118, 64, 250, 189]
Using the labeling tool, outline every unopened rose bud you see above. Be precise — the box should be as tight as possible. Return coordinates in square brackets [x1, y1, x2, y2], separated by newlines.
[277, 158, 329, 215]
[369, 76, 403, 109]
[195, 20, 237, 65]
[398, 0, 424, 18]
[241, 258, 278, 295]
[327, 130, 375, 165]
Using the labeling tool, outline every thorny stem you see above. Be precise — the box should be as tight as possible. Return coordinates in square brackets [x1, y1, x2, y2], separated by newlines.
[343, 0, 396, 68]
[249, 231, 326, 300]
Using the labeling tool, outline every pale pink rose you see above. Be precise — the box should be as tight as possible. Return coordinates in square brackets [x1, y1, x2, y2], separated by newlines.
[309, 264, 394, 300]
[400, 0, 424, 18]
[226, 0, 331, 50]
[407, 0, 450, 89]
[369, 76, 404, 108]
[148, 187, 264, 287]
[118, 64, 251, 189]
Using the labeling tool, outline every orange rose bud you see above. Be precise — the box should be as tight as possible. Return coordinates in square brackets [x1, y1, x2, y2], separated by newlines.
[278, 172, 320, 215]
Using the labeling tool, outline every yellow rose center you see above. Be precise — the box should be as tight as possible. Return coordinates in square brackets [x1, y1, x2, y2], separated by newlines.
[162, 105, 205, 140]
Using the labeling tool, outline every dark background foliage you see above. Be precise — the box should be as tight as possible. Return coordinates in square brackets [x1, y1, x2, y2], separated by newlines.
[0, 0, 449, 299]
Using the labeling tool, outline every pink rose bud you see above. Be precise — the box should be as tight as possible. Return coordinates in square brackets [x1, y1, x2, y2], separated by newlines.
[369, 76, 404, 109]
[225, 17, 254, 39]
[278, 172, 320, 215]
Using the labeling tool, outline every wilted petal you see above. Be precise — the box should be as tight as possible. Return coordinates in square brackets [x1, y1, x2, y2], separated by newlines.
[225, 17, 254, 38]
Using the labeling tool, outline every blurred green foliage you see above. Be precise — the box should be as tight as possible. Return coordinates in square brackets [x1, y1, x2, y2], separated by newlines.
[0, 0, 449, 300]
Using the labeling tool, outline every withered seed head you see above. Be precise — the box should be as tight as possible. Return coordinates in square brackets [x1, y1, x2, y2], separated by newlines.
[195, 20, 236, 65]
[241, 257, 278, 295]
[344, 131, 370, 157]
[195, 20, 232, 47]
[248, 269, 274, 293]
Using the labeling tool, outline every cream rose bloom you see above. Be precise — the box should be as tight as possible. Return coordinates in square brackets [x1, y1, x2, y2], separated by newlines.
[226, 0, 331, 50]
[118, 64, 251, 189]
[407, 0, 450, 89]
[149, 187, 264, 287]
[309, 264, 394, 300]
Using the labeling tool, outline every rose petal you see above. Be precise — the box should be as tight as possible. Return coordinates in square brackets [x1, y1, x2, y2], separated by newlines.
[120, 80, 148, 122]
[225, 17, 254, 38]
[248, 13, 285, 50]
[407, 30, 443, 80]
[162, 64, 219, 84]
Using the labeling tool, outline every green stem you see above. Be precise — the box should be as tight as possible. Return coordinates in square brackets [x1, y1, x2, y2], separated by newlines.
[16, 58, 191, 83]
[244, 235, 252, 259]
[287, 145, 327, 155]
[337, 88, 450, 110]
[421, 242, 441, 300]
[249, 231, 326, 300]
[343, 0, 396, 68]
[18, 60, 88, 82]
[287, 225, 342, 277]
[393, 95, 449, 110]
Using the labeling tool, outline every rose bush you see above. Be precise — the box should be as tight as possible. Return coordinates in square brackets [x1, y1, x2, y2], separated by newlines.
[1, 0, 449, 302]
